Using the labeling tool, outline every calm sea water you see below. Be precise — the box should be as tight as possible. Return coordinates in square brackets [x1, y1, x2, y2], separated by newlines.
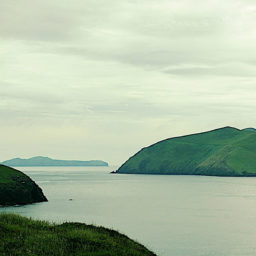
[2, 166, 256, 256]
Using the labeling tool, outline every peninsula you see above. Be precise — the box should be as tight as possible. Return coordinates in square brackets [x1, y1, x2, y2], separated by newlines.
[0, 165, 47, 206]
[1, 156, 108, 167]
[116, 127, 256, 177]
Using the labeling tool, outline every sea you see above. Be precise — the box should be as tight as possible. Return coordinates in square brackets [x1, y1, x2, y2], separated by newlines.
[1, 166, 256, 256]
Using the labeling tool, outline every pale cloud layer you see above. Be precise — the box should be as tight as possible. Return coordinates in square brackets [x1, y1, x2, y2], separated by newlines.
[0, 0, 256, 164]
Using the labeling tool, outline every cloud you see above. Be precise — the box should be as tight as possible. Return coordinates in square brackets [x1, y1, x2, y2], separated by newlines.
[164, 63, 256, 77]
[0, 0, 124, 42]
[0, 0, 256, 164]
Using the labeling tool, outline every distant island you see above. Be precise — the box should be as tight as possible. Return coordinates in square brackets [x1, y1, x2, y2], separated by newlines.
[1, 156, 108, 167]
[0, 165, 47, 205]
[116, 127, 256, 177]
[0, 213, 156, 256]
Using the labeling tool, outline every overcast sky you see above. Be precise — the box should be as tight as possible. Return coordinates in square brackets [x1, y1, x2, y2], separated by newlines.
[1, 0, 256, 165]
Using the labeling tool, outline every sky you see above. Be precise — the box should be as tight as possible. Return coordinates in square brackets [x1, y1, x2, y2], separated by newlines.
[0, 0, 256, 165]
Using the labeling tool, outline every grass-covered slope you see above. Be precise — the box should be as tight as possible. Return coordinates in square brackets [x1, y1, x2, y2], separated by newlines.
[2, 156, 108, 167]
[116, 127, 256, 176]
[0, 165, 47, 205]
[0, 213, 156, 256]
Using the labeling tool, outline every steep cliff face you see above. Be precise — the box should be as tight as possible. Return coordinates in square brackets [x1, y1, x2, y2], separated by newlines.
[116, 127, 256, 177]
[0, 165, 47, 206]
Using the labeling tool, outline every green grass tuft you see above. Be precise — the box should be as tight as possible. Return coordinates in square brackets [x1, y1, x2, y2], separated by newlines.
[0, 213, 156, 256]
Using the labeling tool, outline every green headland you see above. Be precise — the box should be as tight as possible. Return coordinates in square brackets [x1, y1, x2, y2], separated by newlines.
[0, 165, 47, 206]
[1, 156, 108, 167]
[0, 213, 156, 256]
[116, 127, 256, 176]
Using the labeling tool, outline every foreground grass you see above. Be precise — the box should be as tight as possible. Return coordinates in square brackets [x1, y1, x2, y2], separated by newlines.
[0, 213, 156, 256]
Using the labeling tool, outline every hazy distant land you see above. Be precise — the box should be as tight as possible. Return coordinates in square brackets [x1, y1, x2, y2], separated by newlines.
[116, 127, 256, 177]
[1, 156, 108, 167]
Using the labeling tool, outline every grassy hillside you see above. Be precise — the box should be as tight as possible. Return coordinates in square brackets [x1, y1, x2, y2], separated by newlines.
[0, 213, 156, 256]
[116, 127, 256, 176]
[2, 156, 108, 167]
[0, 165, 47, 205]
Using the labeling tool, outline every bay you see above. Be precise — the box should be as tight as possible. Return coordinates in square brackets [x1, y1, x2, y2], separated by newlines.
[2, 166, 256, 256]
